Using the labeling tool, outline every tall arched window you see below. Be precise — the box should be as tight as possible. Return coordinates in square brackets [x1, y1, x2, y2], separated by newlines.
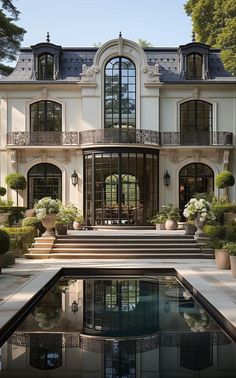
[180, 100, 212, 145]
[30, 101, 62, 131]
[187, 53, 203, 79]
[105, 57, 136, 129]
[28, 163, 62, 209]
[38, 53, 54, 79]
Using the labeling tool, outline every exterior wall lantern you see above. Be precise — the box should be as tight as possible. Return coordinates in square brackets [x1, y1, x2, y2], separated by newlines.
[71, 170, 79, 187]
[163, 170, 170, 186]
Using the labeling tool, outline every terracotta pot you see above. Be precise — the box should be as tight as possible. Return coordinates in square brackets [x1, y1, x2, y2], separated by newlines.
[215, 249, 230, 269]
[156, 223, 166, 230]
[230, 255, 236, 277]
[41, 214, 57, 236]
[165, 219, 178, 230]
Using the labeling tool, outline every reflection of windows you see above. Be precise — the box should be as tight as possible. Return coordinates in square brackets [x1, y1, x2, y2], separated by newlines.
[105, 340, 136, 378]
[38, 53, 54, 79]
[105, 280, 139, 312]
[187, 53, 202, 79]
[30, 101, 62, 131]
[30, 334, 62, 370]
[105, 57, 136, 129]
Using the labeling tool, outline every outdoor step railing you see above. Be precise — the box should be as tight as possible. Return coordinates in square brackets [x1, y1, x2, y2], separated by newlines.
[6, 130, 233, 147]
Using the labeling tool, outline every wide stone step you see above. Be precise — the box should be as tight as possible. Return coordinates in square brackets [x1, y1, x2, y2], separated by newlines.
[55, 238, 195, 244]
[53, 242, 199, 249]
[57, 234, 194, 240]
[51, 247, 201, 254]
[25, 252, 206, 259]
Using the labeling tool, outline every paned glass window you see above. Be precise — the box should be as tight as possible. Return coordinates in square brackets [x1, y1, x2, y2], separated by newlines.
[30, 101, 62, 132]
[187, 53, 203, 79]
[38, 53, 54, 79]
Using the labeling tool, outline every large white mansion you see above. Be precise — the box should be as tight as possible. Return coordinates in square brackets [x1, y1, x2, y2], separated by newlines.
[0, 34, 235, 227]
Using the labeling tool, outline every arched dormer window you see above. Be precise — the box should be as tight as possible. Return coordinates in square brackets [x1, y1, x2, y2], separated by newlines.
[105, 57, 136, 129]
[30, 100, 62, 131]
[38, 53, 54, 79]
[187, 53, 203, 79]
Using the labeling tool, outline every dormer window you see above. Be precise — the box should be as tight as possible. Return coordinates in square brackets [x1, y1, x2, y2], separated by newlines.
[38, 53, 54, 79]
[187, 53, 202, 79]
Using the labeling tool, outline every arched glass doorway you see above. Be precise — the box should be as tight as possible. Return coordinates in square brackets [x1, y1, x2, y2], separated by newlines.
[84, 149, 159, 226]
[179, 163, 214, 214]
[28, 163, 62, 209]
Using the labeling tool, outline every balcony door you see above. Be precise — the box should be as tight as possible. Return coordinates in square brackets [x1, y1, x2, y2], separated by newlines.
[179, 163, 214, 215]
[180, 100, 212, 145]
[28, 163, 62, 209]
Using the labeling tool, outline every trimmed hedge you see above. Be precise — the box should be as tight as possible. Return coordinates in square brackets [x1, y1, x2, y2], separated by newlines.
[0, 229, 10, 255]
[215, 171, 235, 189]
[3, 226, 35, 254]
[0, 207, 27, 226]
[5, 173, 27, 190]
[0, 187, 6, 196]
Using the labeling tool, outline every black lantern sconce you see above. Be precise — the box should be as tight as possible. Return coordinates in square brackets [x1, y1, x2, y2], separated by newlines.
[71, 170, 79, 187]
[71, 300, 79, 314]
[163, 170, 170, 186]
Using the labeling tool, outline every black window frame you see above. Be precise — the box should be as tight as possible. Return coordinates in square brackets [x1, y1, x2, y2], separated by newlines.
[38, 53, 54, 80]
[187, 53, 203, 80]
[30, 100, 62, 132]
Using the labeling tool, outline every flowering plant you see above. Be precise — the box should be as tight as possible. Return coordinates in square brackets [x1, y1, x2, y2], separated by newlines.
[183, 198, 215, 222]
[35, 197, 61, 220]
[183, 310, 211, 332]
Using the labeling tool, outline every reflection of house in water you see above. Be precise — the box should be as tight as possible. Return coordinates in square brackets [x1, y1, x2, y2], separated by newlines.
[1, 278, 236, 377]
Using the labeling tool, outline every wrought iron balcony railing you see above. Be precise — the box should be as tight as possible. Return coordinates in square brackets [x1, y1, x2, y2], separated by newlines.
[7, 131, 79, 146]
[6, 130, 233, 147]
[162, 132, 233, 146]
[80, 128, 161, 146]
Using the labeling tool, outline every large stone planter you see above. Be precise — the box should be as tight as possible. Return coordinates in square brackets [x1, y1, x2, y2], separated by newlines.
[223, 212, 236, 224]
[0, 212, 11, 225]
[73, 221, 84, 230]
[215, 249, 230, 269]
[195, 214, 206, 237]
[155, 223, 166, 230]
[41, 214, 57, 236]
[230, 255, 236, 277]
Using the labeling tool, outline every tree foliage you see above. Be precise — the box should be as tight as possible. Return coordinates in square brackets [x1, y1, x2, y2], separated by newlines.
[0, 0, 26, 76]
[137, 39, 153, 48]
[184, 0, 236, 75]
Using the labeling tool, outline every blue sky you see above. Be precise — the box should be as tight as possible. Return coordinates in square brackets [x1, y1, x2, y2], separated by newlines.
[15, 0, 192, 47]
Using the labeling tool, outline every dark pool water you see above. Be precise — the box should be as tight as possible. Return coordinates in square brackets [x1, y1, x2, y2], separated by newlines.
[0, 275, 235, 377]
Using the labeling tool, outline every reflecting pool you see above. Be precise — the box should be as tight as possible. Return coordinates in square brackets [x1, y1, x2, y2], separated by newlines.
[0, 275, 235, 377]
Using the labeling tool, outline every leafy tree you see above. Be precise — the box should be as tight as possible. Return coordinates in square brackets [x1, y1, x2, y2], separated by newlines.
[137, 39, 153, 48]
[0, 0, 26, 76]
[184, 0, 236, 75]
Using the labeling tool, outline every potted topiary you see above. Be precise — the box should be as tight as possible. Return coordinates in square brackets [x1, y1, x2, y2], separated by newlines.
[215, 170, 235, 202]
[224, 243, 236, 277]
[35, 197, 61, 236]
[0, 229, 10, 273]
[183, 198, 215, 237]
[5, 173, 27, 206]
[73, 214, 84, 230]
[150, 212, 167, 230]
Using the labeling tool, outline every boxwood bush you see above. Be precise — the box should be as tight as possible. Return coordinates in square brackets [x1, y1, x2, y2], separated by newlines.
[0, 229, 10, 255]
[3, 226, 35, 255]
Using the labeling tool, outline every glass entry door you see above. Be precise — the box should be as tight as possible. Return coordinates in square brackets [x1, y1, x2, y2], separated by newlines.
[84, 150, 158, 226]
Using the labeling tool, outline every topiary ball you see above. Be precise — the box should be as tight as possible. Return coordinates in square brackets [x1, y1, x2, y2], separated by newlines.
[0, 229, 10, 255]
[5, 173, 27, 190]
[0, 187, 6, 196]
[215, 171, 235, 189]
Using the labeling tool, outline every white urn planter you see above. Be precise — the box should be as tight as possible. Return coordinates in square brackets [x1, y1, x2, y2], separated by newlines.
[194, 214, 206, 237]
[41, 214, 57, 236]
[165, 219, 178, 230]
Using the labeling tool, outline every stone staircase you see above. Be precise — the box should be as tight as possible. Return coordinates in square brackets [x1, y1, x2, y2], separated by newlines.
[25, 232, 212, 259]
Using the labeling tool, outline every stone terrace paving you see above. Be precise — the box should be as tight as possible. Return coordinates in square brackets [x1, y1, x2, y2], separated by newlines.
[0, 230, 236, 340]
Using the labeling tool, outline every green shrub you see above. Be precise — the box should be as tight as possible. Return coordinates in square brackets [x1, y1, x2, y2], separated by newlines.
[225, 225, 236, 242]
[5, 173, 27, 190]
[0, 187, 6, 196]
[212, 202, 236, 223]
[3, 226, 35, 254]
[203, 225, 226, 240]
[0, 229, 10, 255]
[215, 171, 235, 189]
[0, 206, 27, 226]
[22, 216, 39, 228]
